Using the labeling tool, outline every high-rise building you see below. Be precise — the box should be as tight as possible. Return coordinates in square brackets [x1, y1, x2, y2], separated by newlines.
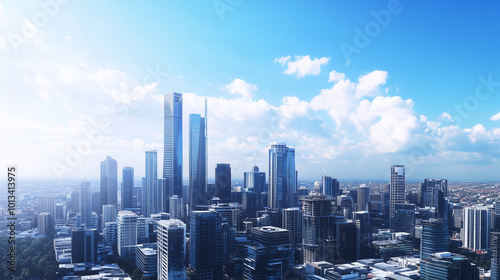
[390, 165, 405, 219]
[189, 113, 207, 213]
[215, 163, 231, 203]
[268, 142, 296, 209]
[122, 167, 134, 210]
[135, 243, 157, 278]
[244, 166, 266, 214]
[71, 229, 98, 264]
[157, 219, 186, 280]
[164, 92, 183, 207]
[491, 232, 500, 280]
[336, 222, 357, 264]
[189, 211, 223, 280]
[420, 252, 479, 280]
[357, 185, 369, 212]
[391, 203, 415, 239]
[79, 181, 92, 228]
[104, 222, 117, 250]
[117, 210, 138, 260]
[421, 219, 449, 260]
[102, 204, 117, 229]
[55, 203, 65, 220]
[37, 196, 55, 219]
[38, 212, 51, 235]
[354, 211, 371, 260]
[322, 175, 340, 197]
[302, 196, 338, 263]
[421, 179, 448, 208]
[282, 207, 303, 245]
[169, 195, 183, 220]
[100, 156, 118, 212]
[462, 206, 491, 251]
[142, 150, 163, 217]
[209, 203, 241, 229]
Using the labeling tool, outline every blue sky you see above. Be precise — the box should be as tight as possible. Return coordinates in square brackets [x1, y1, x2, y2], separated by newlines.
[1, 0, 500, 181]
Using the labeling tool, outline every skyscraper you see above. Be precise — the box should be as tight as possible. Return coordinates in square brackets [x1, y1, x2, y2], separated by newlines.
[117, 210, 138, 260]
[215, 163, 231, 203]
[462, 206, 491, 251]
[164, 92, 183, 207]
[157, 219, 186, 280]
[122, 167, 134, 210]
[391, 203, 415, 239]
[420, 179, 448, 209]
[189, 113, 207, 213]
[142, 150, 163, 217]
[38, 212, 51, 235]
[100, 156, 118, 212]
[390, 165, 405, 219]
[189, 211, 223, 280]
[491, 232, 500, 280]
[79, 181, 92, 228]
[357, 185, 369, 211]
[354, 211, 371, 260]
[169, 195, 183, 220]
[71, 229, 98, 264]
[282, 207, 303, 245]
[322, 175, 340, 197]
[244, 166, 266, 213]
[421, 219, 449, 260]
[102, 204, 117, 229]
[268, 143, 296, 209]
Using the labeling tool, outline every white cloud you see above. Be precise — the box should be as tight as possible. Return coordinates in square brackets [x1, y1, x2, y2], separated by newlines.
[328, 70, 346, 83]
[355, 70, 388, 98]
[278, 55, 329, 78]
[438, 112, 452, 121]
[491, 112, 500, 121]
[224, 78, 257, 101]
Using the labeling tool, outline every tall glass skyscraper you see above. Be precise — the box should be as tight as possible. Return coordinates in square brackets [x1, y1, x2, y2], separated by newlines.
[122, 167, 134, 210]
[244, 166, 266, 213]
[268, 142, 296, 209]
[189, 113, 207, 213]
[79, 181, 92, 228]
[100, 156, 118, 212]
[164, 92, 183, 211]
[215, 163, 231, 203]
[157, 219, 186, 280]
[390, 165, 405, 218]
[142, 150, 163, 217]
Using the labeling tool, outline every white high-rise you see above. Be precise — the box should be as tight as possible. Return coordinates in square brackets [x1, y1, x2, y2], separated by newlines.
[462, 205, 491, 251]
[117, 210, 138, 260]
[157, 219, 186, 280]
[390, 165, 405, 219]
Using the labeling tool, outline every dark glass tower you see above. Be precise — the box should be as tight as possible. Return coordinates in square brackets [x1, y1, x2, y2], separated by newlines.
[421, 218, 449, 260]
[100, 156, 118, 212]
[71, 229, 98, 264]
[244, 166, 266, 214]
[164, 92, 183, 211]
[215, 163, 231, 203]
[189, 211, 223, 280]
[122, 167, 134, 210]
[189, 113, 207, 213]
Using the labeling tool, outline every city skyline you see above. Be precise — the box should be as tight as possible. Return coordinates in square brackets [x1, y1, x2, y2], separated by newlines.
[2, 2, 500, 182]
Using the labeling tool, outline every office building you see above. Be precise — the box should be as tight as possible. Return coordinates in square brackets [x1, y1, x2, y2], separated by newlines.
[117, 210, 138, 260]
[189, 211, 223, 280]
[37, 196, 55, 220]
[104, 222, 117, 250]
[302, 196, 338, 263]
[353, 211, 371, 260]
[421, 179, 448, 208]
[282, 207, 303, 245]
[79, 181, 92, 228]
[390, 165, 405, 219]
[164, 92, 183, 208]
[100, 156, 118, 212]
[215, 163, 231, 203]
[142, 150, 163, 217]
[335, 222, 357, 264]
[420, 252, 479, 280]
[71, 229, 98, 264]
[189, 113, 207, 213]
[122, 167, 134, 210]
[102, 204, 117, 229]
[391, 203, 415, 239]
[169, 195, 183, 220]
[157, 219, 186, 280]
[491, 232, 500, 280]
[209, 202, 241, 229]
[322, 175, 340, 197]
[244, 165, 266, 214]
[268, 142, 296, 209]
[136, 243, 157, 278]
[38, 212, 51, 235]
[421, 219, 449, 260]
[462, 205, 491, 251]
[357, 185, 369, 211]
